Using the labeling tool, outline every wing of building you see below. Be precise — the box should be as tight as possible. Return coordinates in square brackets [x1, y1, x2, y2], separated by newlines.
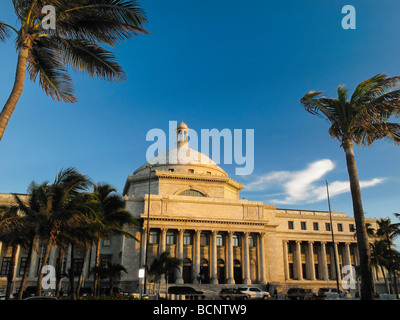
[0, 122, 379, 296]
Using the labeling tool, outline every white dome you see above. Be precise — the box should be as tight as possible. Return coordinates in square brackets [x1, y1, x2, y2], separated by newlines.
[134, 145, 228, 176]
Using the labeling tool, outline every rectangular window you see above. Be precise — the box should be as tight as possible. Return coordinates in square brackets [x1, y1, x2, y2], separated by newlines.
[149, 231, 159, 244]
[301, 222, 307, 230]
[349, 224, 355, 232]
[338, 223, 343, 232]
[73, 258, 84, 274]
[200, 234, 209, 246]
[0, 257, 11, 276]
[166, 232, 176, 245]
[326, 223, 331, 232]
[183, 232, 192, 245]
[216, 234, 224, 246]
[313, 222, 319, 231]
[102, 238, 111, 247]
[249, 236, 256, 247]
[18, 257, 28, 276]
[288, 221, 294, 230]
[232, 234, 239, 247]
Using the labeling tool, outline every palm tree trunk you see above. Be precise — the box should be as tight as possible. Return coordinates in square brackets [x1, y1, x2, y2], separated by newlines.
[55, 248, 64, 298]
[343, 139, 374, 300]
[17, 236, 35, 300]
[0, 45, 30, 141]
[37, 239, 53, 296]
[93, 238, 101, 296]
[380, 265, 390, 294]
[5, 244, 18, 300]
[75, 247, 88, 298]
[69, 243, 76, 300]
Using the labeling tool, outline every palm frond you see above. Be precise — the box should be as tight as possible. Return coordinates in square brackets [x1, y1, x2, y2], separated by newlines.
[0, 22, 11, 42]
[58, 38, 126, 81]
[27, 38, 77, 103]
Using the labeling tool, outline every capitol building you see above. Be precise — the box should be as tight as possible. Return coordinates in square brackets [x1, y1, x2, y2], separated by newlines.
[0, 122, 379, 294]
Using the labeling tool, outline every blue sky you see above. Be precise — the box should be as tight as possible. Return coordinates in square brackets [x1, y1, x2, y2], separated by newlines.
[0, 0, 399, 226]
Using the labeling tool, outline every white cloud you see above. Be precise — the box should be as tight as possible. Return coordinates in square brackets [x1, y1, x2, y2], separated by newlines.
[244, 159, 385, 205]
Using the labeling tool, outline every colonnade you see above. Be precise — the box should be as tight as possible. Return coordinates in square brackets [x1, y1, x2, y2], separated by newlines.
[283, 240, 359, 281]
[140, 227, 266, 285]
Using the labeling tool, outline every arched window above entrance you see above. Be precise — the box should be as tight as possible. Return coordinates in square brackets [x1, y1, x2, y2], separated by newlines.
[178, 189, 206, 197]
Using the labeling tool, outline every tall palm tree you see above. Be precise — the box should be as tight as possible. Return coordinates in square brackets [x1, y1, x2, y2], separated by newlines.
[11, 182, 49, 300]
[376, 218, 400, 295]
[0, 205, 24, 300]
[0, 0, 148, 141]
[91, 261, 127, 295]
[370, 239, 391, 294]
[376, 218, 400, 247]
[158, 251, 182, 298]
[36, 167, 91, 296]
[86, 183, 138, 296]
[300, 73, 400, 300]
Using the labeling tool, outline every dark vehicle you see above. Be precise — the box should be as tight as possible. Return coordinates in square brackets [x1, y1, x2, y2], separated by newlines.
[79, 287, 93, 296]
[317, 288, 343, 299]
[219, 288, 249, 300]
[21, 286, 37, 299]
[168, 286, 205, 300]
[23, 296, 59, 300]
[99, 287, 123, 296]
[286, 288, 315, 300]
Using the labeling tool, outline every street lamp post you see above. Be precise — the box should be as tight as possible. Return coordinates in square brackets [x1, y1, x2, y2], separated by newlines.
[144, 165, 153, 294]
[326, 180, 341, 295]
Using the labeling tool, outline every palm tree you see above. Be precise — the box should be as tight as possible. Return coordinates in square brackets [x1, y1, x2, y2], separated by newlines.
[149, 255, 165, 297]
[370, 239, 391, 293]
[158, 251, 182, 298]
[11, 182, 49, 300]
[300, 73, 400, 300]
[86, 183, 138, 296]
[376, 218, 400, 247]
[36, 167, 91, 296]
[375, 218, 400, 295]
[0, 205, 24, 300]
[91, 261, 127, 295]
[0, 0, 148, 141]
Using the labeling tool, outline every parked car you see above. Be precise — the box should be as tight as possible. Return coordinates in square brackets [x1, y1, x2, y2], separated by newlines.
[286, 288, 315, 300]
[168, 286, 205, 299]
[317, 288, 344, 299]
[23, 296, 59, 300]
[238, 287, 271, 300]
[219, 288, 249, 300]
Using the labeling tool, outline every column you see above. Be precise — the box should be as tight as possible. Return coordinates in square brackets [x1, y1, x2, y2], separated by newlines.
[243, 232, 251, 284]
[227, 231, 235, 284]
[343, 242, 354, 282]
[160, 228, 167, 254]
[343, 243, 351, 267]
[211, 231, 218, 284]
[307, 241, 315, 280]
[295, 241, 303, 280]
[332, 243, 341, 281]
[193, 230, 201, 283]
[283, 240, 290, 280]
[259, 233, 266, 284]
[175, 229, 184, 284]
[29, 239, 39, 279]
[319, 242, 328, 280]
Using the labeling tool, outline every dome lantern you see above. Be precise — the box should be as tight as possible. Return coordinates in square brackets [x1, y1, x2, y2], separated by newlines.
[176, 121, 189, 147]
